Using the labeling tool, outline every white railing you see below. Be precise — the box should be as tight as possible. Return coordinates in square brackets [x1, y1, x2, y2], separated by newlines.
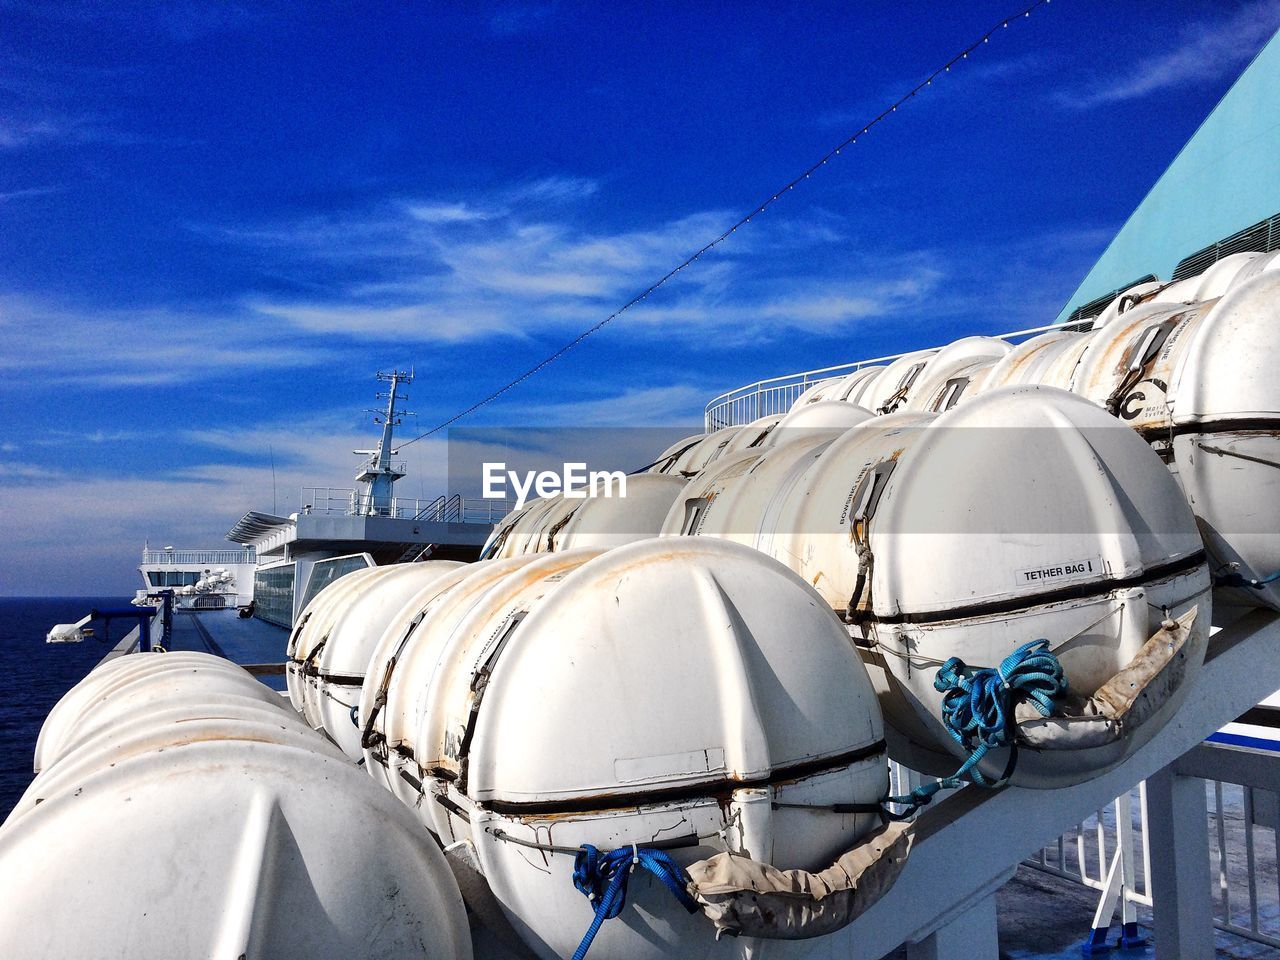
[299, 487, 512, 524]
[458, 497, 515, 524]
[702, 320, 1080, 431]
[357, 458, 409, 477]
[1021, 762, 1280, 950]
[885, 740, 1280, 955]
[141, 548, 256, 565]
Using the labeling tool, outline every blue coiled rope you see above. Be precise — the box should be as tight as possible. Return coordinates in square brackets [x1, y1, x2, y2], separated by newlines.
[883, 638, 1068, 819]
[570, 843, 699, 960]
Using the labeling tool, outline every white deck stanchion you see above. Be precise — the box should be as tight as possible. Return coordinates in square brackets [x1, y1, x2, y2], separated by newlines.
[1146, 765, 1215, 959]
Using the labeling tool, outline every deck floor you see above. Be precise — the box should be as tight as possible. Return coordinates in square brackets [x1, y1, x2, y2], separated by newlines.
[166, 609, 289, 691]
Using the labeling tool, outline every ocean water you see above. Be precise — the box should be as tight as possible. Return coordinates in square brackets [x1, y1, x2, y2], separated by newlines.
[0, 597, 129, 820]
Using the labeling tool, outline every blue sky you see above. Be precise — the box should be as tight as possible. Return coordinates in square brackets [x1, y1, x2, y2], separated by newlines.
[2, 0, 1278, 594]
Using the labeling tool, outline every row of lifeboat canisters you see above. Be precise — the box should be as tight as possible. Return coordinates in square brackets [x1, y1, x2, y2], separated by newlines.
[344, 536, 889, 960]
[0, 651, 471, 959]
[780, 251, 1280, 612]
[480, 402, 882, 563]
[479, 473, 687, 560]
[287, 560, 465, 759]
[662, 386, 1211, 787]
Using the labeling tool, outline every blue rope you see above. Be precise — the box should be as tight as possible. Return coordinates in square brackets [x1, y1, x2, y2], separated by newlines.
[570, 844, 699, 960]
[883, 639, 1068, 819]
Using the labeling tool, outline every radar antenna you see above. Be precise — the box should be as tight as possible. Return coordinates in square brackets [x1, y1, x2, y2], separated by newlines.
[353, 370, 414, 516]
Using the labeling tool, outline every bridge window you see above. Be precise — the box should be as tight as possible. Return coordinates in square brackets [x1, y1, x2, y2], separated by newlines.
[147, 570, 202, 587]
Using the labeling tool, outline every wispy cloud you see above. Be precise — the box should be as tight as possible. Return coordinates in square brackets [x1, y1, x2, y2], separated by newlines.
[406, 202, 495, 224]
[491, 383, 713, 427]
[1, 1, 263, 42]
[1057, 1, 1280, 109]
[0, 185, 62, 202]
[487, 3, 558, 37]
[0, 113, 180, 151]
[210, 178, 942, 347]
[0, 295, 338, 386]
[0, 408, 454, 593]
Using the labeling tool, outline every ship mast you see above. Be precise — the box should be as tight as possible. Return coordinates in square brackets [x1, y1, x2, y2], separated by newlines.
[354, 369, 413, 516]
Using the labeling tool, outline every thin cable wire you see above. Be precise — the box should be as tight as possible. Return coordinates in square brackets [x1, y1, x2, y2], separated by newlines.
[401, 0, 1053, 447]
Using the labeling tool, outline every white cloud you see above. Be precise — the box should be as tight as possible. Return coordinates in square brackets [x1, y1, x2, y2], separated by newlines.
[1058, 2, 1280, 109]
[490, 383, 712, 427]
[487, 3, 558, 37]
[0, 410, 455, 594]
[246, 300, 525, 343]
[0, 295, 338, 386]
[217, 181, 944, 349]
[0, 185, 62, 202]
[504, 175, 600, 204]
[405, 201, 495, 224]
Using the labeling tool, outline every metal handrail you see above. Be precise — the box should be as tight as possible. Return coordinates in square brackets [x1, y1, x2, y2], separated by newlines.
[702, 319, 1080, 430]
[298, 486, 511, 524]
[412, 495, 448, 521]
[141, 549, 255, 565]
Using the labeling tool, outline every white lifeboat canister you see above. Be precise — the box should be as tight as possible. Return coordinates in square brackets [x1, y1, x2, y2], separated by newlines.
[754, 410, 935, 616]
[843, 365, 888, 407]
[308, 560, 465, 759]
[552, 473, 687, 552]
[12, 703, 343, 825]
[493, 495, 570, 559]
[830, 366, 885, 405]
[645, 433, 704, 475]
[449, 538, 886, 960]
[863, 350, 936, 415]
[34, 653, 278, 774]
[665, 426, 743, 478]
[361, 558, 532, 795]
[1170, 271, 1280, 610]
[400, 549, 606, 841]
[855, 387, 1210, 788]
[1149, 252, 1268, 304]
[661, 427, 852, 547]
[0, 739, 472, 959]
[721, 414, 783, 455]
[1089, 279, 1167, 329]
[789, 377, 844, 408]
[983, 331, 1088, 393]
[905, 336, 1010, 413]
[1069, 299, 1214, 431]
[479, 499, 537, 558]
[1035, 332, 1094, 391]
[766, 400, 873, 448]
[286, 564, 383, 717]
[361, 552, 603, 814]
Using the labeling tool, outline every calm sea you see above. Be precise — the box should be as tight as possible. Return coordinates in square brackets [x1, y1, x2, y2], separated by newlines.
[0, 597, 129, 820]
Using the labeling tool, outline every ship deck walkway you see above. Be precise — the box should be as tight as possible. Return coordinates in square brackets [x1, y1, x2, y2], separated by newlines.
[166, 610, 288, 692]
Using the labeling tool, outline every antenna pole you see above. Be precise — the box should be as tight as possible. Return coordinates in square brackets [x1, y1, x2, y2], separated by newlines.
[355, 370, 414, 516]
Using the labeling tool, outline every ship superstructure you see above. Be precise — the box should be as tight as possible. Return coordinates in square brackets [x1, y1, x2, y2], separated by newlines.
[133, 544, 255, 610]
[223, 370, 509, 628]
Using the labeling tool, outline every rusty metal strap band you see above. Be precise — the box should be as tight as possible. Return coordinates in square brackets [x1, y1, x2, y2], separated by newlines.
[489, 828, 703, 856]
[864, 551, 1206, 627]
[480, 739, 888, 818]
[317, 671, 364, 685]
[1158, 416, 1280, 440]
